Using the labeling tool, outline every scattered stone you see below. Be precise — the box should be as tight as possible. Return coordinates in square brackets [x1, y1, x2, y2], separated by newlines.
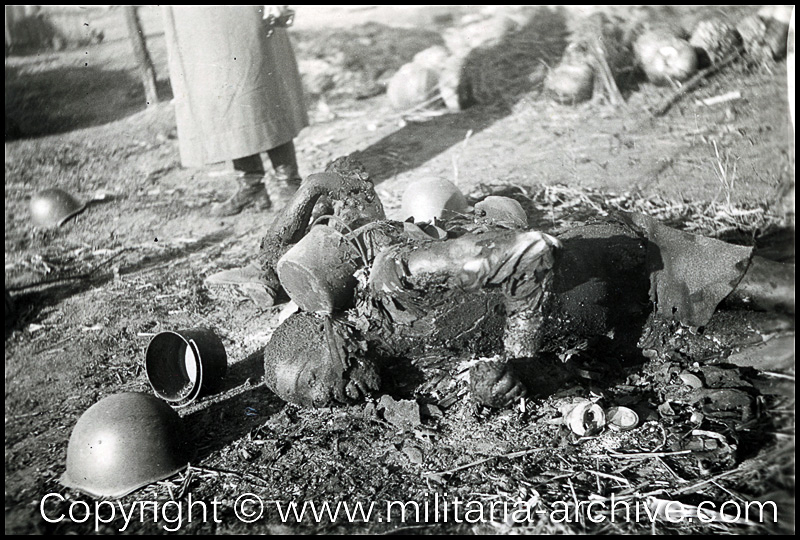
[377, 395, 421, 430]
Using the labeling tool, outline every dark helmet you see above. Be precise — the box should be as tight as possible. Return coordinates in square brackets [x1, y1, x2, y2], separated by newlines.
[29, 188, 85, 228]
[61, 393, 192, 498]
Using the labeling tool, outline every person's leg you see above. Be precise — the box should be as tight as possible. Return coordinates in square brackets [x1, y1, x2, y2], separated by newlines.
[266, 140, 302, 187]
[212, 153, 271, 217]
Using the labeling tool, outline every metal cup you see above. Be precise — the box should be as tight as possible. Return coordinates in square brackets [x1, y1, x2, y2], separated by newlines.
[145, 328, 227, 407]
[276, 225, 362, 314]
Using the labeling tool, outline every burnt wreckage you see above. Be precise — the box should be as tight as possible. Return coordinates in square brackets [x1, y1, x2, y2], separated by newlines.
[255, 157, 794, 408]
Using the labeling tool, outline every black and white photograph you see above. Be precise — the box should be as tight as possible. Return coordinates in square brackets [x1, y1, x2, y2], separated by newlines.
[5, 4, 795, 534]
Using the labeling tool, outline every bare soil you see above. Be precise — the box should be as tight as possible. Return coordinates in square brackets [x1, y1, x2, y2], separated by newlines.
[5, 5, 795, 535]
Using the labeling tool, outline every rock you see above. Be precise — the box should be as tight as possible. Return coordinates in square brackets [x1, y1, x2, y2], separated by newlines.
[363, 402, 377, 419]
[377, 395, 421, 430]
[420, 403, 444, 419]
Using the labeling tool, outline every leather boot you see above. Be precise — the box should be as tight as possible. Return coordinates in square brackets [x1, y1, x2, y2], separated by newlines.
[212, 173, 271, 217]
[267, 141, 303, 189]
[265, 141, 303, 207]
[274, 164, 303, 188]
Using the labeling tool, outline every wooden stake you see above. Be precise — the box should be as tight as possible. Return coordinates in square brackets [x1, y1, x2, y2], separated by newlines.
[123, 6, 159, 107]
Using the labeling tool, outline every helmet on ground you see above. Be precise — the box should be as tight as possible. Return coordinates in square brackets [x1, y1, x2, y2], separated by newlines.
[30, 188, 85, 228]
[474, 196, 528, 228]
[61, 392, 192, 498]
[401, 177, 469, 223]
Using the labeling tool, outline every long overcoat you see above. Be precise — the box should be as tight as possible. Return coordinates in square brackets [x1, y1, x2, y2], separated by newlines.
[162, 6, 308, 167]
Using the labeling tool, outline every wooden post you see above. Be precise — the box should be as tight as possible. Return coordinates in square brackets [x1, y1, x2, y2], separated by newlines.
[123, 6, 159, 107]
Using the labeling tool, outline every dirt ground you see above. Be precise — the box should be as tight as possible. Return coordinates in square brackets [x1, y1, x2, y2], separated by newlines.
[5, 5, 795, 535]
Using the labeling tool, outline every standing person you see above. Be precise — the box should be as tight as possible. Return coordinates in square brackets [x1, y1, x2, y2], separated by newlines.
[162, 5, 308, 216]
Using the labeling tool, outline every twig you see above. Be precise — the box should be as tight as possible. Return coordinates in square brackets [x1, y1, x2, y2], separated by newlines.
[655, 456, 687, 483]
[381, 524, 435, 535]
[7, 248, 130, 292]
[5, 411, 43, 424]
[594, 450, 693, 459]
[762, 371, 794, 381]
[651, 47, 745, 117]
[671, 467, 745, 496]
[698, 90, 742, 107]
[187, 464, 271, 486]
[585, 469, 630, 485]
[590, 37, 625, 107]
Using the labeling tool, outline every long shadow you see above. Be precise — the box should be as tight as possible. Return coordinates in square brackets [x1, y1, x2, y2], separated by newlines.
[5, 63, 173, 140]
[5, 228, 233, 339]
[353, 6, 569, 185]
[181, 347, 293, 461]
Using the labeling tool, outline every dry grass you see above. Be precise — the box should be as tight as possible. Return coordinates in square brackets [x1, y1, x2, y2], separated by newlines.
[464, 180, 788, 245]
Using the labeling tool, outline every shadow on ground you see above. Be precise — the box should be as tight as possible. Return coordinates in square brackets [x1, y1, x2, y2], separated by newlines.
[5, 64, 173, 139]
[354, 6, 569, 184]
[185, 347, 285, 461]
[4, 229, 232, 339]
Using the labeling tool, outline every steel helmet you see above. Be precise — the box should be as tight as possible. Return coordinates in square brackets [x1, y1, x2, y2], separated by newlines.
[401, 177, 469, 223]
[30, 188, 85, 228]
[474, 196, 528, 228]
[61, 393, 192, 498]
